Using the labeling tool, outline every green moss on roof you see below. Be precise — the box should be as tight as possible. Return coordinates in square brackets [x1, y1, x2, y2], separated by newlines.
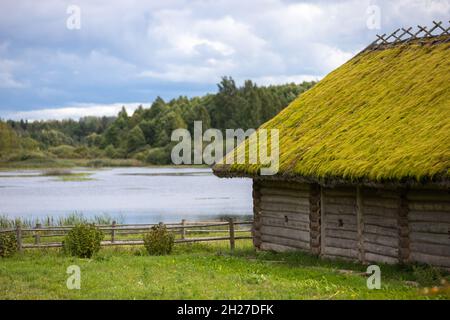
[214, 37, 450, 185]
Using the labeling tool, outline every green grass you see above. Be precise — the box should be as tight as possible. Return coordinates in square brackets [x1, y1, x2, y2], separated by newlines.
[0, 158, 144, 169]
[0, 241, 448, 300]
[0, 212, 122, 229]
[0, 158, 210, 170]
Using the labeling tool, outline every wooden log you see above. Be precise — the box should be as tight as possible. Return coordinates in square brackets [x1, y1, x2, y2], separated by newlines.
[410, 252, 450, 268]
[362, 198, 399, 209]
[260, 202, 310, 214]
[324, 236, 357, 250]
[362, 206, 399, 217]
[322, 246, 358, 259]
[325, 221, 357, 232]
[261, 210, 310, 223]
[321, 204, 356, 215]
[365, 252, 398, 264]
[322, 196, 356, 205]
[261, 195, 310, 206]
[261, 216, 309, 231]
[407, 189, 450, 201]
[409, 231, 450, 245]
[325, 228, 357, 240]
[322, 187, 355, 198]
[260, 188, 310, 199]
[408, 211, 450, 223]
[364, 242, 399, 257]
[361, 188, 399, 199]
[324, 213, 357, 225]
[363, 233, 398, 248]
[364, 224, 398, 238]
[259, 181, 310, 191]
[260, 242, 299, 252]
[409, 221, 450, 234]
[408, 202, 450, 212]
[410, 242, 450, 257]
[363, 216, 398, 228]
[260, 225, 310, 242]
[261, 234, 309, 250]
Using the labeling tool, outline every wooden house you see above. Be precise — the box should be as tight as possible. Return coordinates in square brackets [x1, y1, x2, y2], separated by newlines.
[213, 24, 450, 269]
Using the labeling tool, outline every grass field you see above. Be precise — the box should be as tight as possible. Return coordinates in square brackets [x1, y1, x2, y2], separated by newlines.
[0, 240, 448, 300]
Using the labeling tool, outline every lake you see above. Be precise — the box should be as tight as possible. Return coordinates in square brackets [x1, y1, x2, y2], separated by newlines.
[0, 167, 253, 223]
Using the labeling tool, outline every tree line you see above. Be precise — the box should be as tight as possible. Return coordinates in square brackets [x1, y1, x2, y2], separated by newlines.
[0, 77, 315, 165]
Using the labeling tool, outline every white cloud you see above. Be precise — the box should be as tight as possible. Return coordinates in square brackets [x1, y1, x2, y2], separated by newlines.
[0, 0, 449, 111]
[5, 103, 145, 121]
[0, 44, 26, 89]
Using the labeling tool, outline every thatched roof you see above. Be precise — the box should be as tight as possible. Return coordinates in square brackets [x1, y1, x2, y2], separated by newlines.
[213, 33, 450, 187]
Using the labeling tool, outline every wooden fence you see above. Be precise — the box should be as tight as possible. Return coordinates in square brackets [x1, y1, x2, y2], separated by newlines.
[0, 219, 253, 252]
[365, 20, 450, 52]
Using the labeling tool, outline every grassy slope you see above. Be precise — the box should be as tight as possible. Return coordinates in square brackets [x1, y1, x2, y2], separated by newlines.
[0, 241, 448, 300]
[218, 38, 450, 183]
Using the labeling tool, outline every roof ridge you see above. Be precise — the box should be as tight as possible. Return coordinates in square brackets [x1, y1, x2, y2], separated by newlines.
[362, 20, 450, 53]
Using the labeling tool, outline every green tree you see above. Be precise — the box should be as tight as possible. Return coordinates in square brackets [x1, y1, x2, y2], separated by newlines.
[127, 126, 146, 153]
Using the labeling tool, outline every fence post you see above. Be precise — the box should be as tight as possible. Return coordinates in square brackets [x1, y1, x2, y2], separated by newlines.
[34, 223, 41, 245]
[228, 218, 235, 252]
[16, 224, 22, 252]
[111, 220, 116, 243]
[181, 219, 186, 240]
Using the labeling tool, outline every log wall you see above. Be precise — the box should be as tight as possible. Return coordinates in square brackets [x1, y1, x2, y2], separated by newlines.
[253, 179, 450, 269]
[407, 189, 450, 269]
[321, 187, 359, 260]
[361, 188, 401, 264]
[254, 180, 311, 252]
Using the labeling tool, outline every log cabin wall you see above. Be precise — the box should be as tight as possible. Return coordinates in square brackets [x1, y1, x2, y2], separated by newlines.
[254, 180, 311, 252]
[252, 180, 262, 249]
[320, 186, 359, 260]
[360, 187, 401, 264]
[253, 179, 450, 269]
[407, 189, 450, 270]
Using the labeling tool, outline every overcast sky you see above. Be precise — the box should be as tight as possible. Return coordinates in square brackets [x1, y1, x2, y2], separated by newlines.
[0, 0, 449, 120]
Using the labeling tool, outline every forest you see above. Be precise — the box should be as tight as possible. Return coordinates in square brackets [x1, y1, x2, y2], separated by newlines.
[0, 77, 315, 166]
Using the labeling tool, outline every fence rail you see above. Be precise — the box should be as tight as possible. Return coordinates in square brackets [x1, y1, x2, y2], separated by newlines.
[0, 219, 253, 251]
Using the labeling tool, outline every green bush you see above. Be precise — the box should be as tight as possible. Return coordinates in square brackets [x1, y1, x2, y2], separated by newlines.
[63, 224, 104, 258]
[5, 150, 48, 162]
[146, 147, 170, 165]
[0, 233, 18, 258]
[143, 224, 175, 255]
[49, 145, 79, 158]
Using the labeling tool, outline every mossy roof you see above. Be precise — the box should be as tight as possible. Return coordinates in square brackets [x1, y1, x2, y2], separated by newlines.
[213, 36, 450, 187]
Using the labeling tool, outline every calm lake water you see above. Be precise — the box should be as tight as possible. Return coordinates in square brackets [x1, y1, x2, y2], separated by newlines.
[0, 167, 253, 223]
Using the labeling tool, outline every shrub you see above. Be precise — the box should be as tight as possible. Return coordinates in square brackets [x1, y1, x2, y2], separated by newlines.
[49, 145, 78, 158]
[0, 233, 18, 258]
[143, 224, 175, 255]
[63, 224, 104, 258]
[6, 150, 48, 162]
[146, 147, 170, 165]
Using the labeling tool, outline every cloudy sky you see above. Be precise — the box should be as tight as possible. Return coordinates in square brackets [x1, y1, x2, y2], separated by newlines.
[0, 0, 449, 120]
